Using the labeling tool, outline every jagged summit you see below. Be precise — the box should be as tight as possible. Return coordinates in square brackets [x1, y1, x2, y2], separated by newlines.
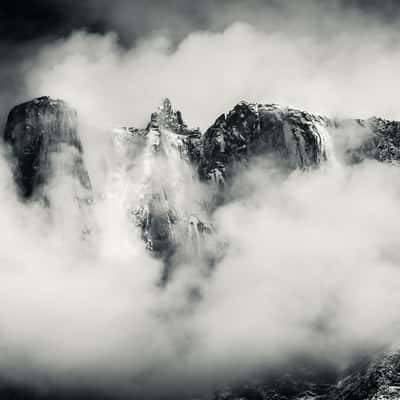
[114, 98, 202, 164]
[155, 98, 184, 129]
[147, 97, 196, 137]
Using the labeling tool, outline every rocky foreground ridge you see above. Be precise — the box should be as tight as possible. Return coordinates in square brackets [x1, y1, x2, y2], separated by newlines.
[2, 96, 400, 399]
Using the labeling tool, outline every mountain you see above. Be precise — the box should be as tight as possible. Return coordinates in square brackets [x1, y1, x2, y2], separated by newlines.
[3, 96, 92, 205]
[4, 96, 400, 247]
[110, 98, 214, 281]
[200, 102, 332, 185]
[2, 96, 400, 399]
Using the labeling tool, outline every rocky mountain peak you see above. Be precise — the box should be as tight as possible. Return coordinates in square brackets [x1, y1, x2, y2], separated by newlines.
[148, 97, 187, 134]
[158, 97, 174, 118]
[199, 101, 333, 184]
[3, 96, 91, 201]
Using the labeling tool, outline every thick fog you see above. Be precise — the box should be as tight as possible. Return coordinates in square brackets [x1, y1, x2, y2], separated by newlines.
[1, 0, 400, 398]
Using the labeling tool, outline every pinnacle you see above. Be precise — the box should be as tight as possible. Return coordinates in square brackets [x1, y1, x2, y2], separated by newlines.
[150, 97, 187, 133]
[158, 98, 173, 116]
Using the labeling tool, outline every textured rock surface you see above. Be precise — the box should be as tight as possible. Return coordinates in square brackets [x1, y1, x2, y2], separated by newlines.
[193, 350, 400, 400]
[326, 350, 400, 400]
[199, 102, 332, 185]
[3, 96, 91, 202]
[349, 117, 400, 164]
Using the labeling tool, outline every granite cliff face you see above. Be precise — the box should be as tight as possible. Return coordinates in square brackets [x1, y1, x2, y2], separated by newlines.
[200, 102, 332, 185]
[3, 96, 92, 203]
[2, 97, 400, 399]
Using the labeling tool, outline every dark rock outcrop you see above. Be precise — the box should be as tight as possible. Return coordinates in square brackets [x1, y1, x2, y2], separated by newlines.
[326, 349, 400, 400]
[199, 102, 331, 185]
[349, 117, 400, 164]
[3, 96, 91, 202]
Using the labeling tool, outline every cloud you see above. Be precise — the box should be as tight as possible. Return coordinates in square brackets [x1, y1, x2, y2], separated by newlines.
[26, 14, 400, 136]
[1, 1, 400, 398]
[194, 160, 400, 372]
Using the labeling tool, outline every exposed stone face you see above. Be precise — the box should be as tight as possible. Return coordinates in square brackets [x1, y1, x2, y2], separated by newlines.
[196, 350, 400, 400]
[349, 117, 400, 164]
[199, 102, 332, 185]
[3, 96, 91, 201]
[324, 350, 400, 400]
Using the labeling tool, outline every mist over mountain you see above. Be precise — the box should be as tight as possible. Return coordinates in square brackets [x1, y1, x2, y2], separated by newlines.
[1, 1, 400, 399]
[1, 93, 400, 400]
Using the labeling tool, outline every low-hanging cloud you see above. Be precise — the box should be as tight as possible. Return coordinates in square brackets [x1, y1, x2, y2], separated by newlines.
[1, 1, 400, 398]
[22, 15, 400, 189]
[3, 151, 400, 398]
[27, 21, 400, 129]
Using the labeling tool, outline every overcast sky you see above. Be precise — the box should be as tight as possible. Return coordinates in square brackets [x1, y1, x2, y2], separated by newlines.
[1, 1, 400, 45]
[1, 0, 400, 128]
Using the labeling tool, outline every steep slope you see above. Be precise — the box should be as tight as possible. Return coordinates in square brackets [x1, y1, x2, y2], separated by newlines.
[326, 349, 400, 400]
